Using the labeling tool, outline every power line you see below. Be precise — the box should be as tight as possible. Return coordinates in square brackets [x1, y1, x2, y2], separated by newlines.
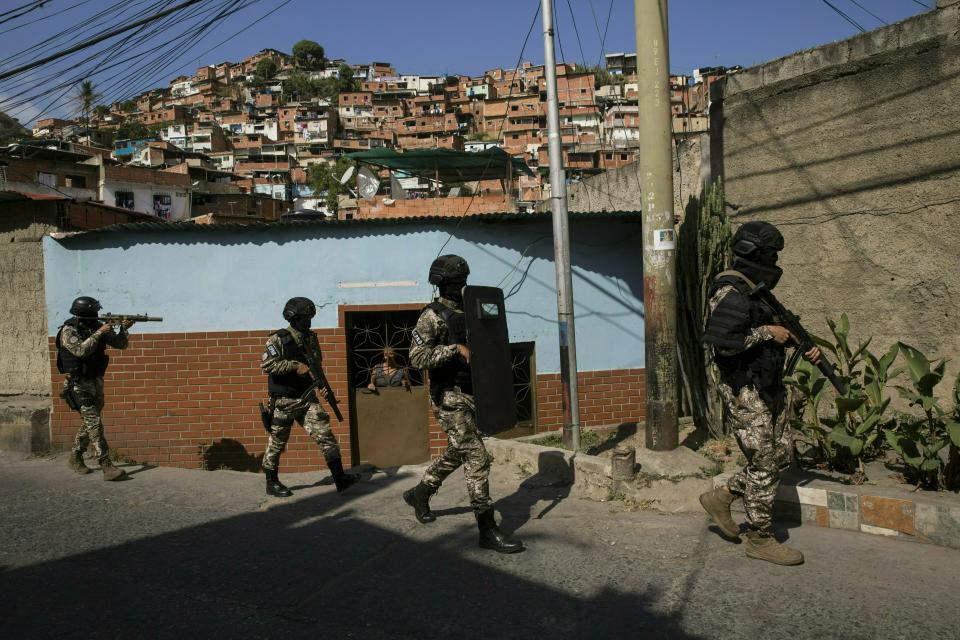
[844, 0, 888, 25]
[908, 0, 932, 9]
[0, 0, 97, 36]
[0, 0, 207, 82]
[0, 1, 52, 27]
[821, 0, 867, 33]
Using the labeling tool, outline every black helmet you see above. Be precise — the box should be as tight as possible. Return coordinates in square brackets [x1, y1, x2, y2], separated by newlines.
[731, 221, 784, 258]
[428, 254, 470, 286]
[282, 297, 316, 322]
[70, 296, 101, 318]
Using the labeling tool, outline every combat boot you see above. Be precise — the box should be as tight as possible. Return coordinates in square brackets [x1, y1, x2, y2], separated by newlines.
[99, 459, 126, 481]
[403, 483, 437, 523]
[745, 530, 804, 566]
[699, 485, 740, 539]
[265, 468, 292, 497]
[476, 509, 524, 554]
[327, 457, 358, 493]
[68, 451, 92, 475]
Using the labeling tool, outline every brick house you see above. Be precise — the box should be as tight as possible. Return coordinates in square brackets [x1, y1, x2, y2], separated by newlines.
[42, 212, 646, 472]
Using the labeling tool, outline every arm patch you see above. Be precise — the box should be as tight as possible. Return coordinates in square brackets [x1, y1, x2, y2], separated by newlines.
[266, 344, 279, 357]
[411, 329, 425, 346]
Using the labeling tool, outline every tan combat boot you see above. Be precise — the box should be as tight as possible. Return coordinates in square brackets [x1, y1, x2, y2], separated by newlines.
[699, 485, 740, 539]
[745, 530, 804, 565]
[100, 459, 127, 481]
[68, 451, 92, 475]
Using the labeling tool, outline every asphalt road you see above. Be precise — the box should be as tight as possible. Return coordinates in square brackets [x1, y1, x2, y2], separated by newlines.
[1, 451, 958, 639]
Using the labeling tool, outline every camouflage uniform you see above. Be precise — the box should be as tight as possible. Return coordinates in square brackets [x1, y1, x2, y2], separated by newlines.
[260, 326, 341, 471]
[59, 322, 128, 462]
[708, 285, 790, 533]
[410, 300, 492, 513]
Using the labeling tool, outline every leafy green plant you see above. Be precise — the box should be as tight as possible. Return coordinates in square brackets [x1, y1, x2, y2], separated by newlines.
[883, 343, 960, 490]
[786, 314, 898, 477]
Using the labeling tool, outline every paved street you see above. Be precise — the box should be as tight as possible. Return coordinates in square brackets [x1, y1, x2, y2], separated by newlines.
[1, 450, 958, 639]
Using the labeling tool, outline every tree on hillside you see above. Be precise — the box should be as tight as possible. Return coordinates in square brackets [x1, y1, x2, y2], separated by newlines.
[309, 156, 354, 213]
[292, 40, 325, 69]
[255, 58, 279, 82]
[115, 121, 150, 140]
[0, 110, 28, 143]
[337, 63, 359, 93]
[74, 80, 101, 126]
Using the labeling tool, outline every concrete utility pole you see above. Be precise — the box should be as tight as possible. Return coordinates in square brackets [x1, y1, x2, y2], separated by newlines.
[635, 0, 678, 451]
[541, 0, 581, 451]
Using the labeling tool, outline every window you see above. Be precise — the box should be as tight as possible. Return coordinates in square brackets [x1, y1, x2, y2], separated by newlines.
[37, 171, 57, 187]
[65, 175, 86, 188]
[605, 153, 613, 160]
[620, 153, 629, 161]
[115, 191, 135, 209]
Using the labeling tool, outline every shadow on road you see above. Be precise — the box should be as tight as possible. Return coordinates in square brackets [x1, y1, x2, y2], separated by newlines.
[0, 468, 705, 639]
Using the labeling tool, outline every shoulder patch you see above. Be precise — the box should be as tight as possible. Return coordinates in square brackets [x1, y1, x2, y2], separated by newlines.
[266, 344, 279, 358]
[67, 334, 80, 345]
[411, 329, 425, 346]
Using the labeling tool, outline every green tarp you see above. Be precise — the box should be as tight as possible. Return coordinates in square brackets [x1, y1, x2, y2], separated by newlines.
[346, 147, 534, 182]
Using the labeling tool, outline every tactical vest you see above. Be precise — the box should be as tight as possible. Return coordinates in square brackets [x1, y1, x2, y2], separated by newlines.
[56, 318, 109, 377]
[426, 301, 473, 395]
[267, 329, 314, 398]
[704, 274, 786, 403]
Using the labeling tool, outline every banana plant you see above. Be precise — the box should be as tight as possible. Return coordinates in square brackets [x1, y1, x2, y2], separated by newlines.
[786, 316, 898, 476]
[884, 342, 956, 489]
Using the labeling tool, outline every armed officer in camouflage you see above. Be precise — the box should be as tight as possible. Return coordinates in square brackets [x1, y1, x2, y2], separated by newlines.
[402, 255, 523, 554]
[56, 296, 133, 481]
[260, 297, 358, 497]
[700, 222, 821, 566]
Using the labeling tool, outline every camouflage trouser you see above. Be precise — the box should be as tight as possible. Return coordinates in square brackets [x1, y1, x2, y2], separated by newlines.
[68, 376, 110, 462]
[719, 383, 792, 533]
[421, 390, 492, 513]
[262, 396, 341, 471]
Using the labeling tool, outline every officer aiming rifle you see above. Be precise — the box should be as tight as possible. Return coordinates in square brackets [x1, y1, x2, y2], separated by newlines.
[56, 296, 151, 481]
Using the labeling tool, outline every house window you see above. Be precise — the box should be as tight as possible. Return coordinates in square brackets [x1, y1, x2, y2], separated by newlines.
[605, 153, 613, 160]
[65, 175, 86, 188]
[620, 153, 629, 160]
[115, 191, 135, 209]
[37, 171, 57, 187]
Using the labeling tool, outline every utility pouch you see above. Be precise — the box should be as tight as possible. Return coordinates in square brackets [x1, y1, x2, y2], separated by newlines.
[60, 387, 81, 412]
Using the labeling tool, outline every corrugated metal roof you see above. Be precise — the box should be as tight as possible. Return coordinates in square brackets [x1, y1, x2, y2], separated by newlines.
[49, 210, 643, 240]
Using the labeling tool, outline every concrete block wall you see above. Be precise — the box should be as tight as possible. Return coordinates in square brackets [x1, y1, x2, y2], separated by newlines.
[719, 2, 960, 391]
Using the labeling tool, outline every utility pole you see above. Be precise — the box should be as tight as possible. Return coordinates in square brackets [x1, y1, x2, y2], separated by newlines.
[635, 0, 678, 451]
[541, 0, 581, 451]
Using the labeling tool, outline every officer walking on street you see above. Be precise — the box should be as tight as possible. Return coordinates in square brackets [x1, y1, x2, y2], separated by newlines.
[699, 221, 821, 566]
[402, 255, 524, 554]
[56, 296, 133, 481]
[260, 297, 358, 497]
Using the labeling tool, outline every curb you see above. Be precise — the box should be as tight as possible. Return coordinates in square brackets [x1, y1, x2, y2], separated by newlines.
[485, 433, 713, 513]
[714, 471, 960, 551]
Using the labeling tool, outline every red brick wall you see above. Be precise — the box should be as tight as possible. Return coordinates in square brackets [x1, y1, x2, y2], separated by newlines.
[48, 327, 646, 471]
[535, 368, 646, 432]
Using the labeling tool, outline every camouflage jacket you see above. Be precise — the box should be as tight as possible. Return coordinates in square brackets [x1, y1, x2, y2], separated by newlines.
[707, 285, 774, 357]
[260, 325, 323, 377]
[59, 322, 128, 360]
[409, 299, 463, 371]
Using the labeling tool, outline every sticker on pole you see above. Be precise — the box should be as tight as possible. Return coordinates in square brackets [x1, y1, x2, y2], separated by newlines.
[653, 228, 675, 251]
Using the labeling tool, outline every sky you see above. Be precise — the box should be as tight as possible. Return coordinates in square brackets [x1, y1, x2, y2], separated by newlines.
[0, 0, 934, 126]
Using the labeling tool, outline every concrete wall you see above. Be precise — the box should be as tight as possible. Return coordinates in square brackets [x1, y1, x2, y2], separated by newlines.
[720, 3, 960, 385]
[0, 203, 57, 397]
[547, 135, 704, 219]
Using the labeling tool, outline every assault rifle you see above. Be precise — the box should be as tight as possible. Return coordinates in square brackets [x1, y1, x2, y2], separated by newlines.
[98, 313, 163, 325]
[751, 282, 847, 394]
[301, 359, 344, 422]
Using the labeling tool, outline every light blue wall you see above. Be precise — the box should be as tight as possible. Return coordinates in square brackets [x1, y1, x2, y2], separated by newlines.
[43, 218, 645, 373]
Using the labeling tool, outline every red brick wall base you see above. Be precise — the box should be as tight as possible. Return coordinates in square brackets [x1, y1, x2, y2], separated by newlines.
[49, 330, 645, 472]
